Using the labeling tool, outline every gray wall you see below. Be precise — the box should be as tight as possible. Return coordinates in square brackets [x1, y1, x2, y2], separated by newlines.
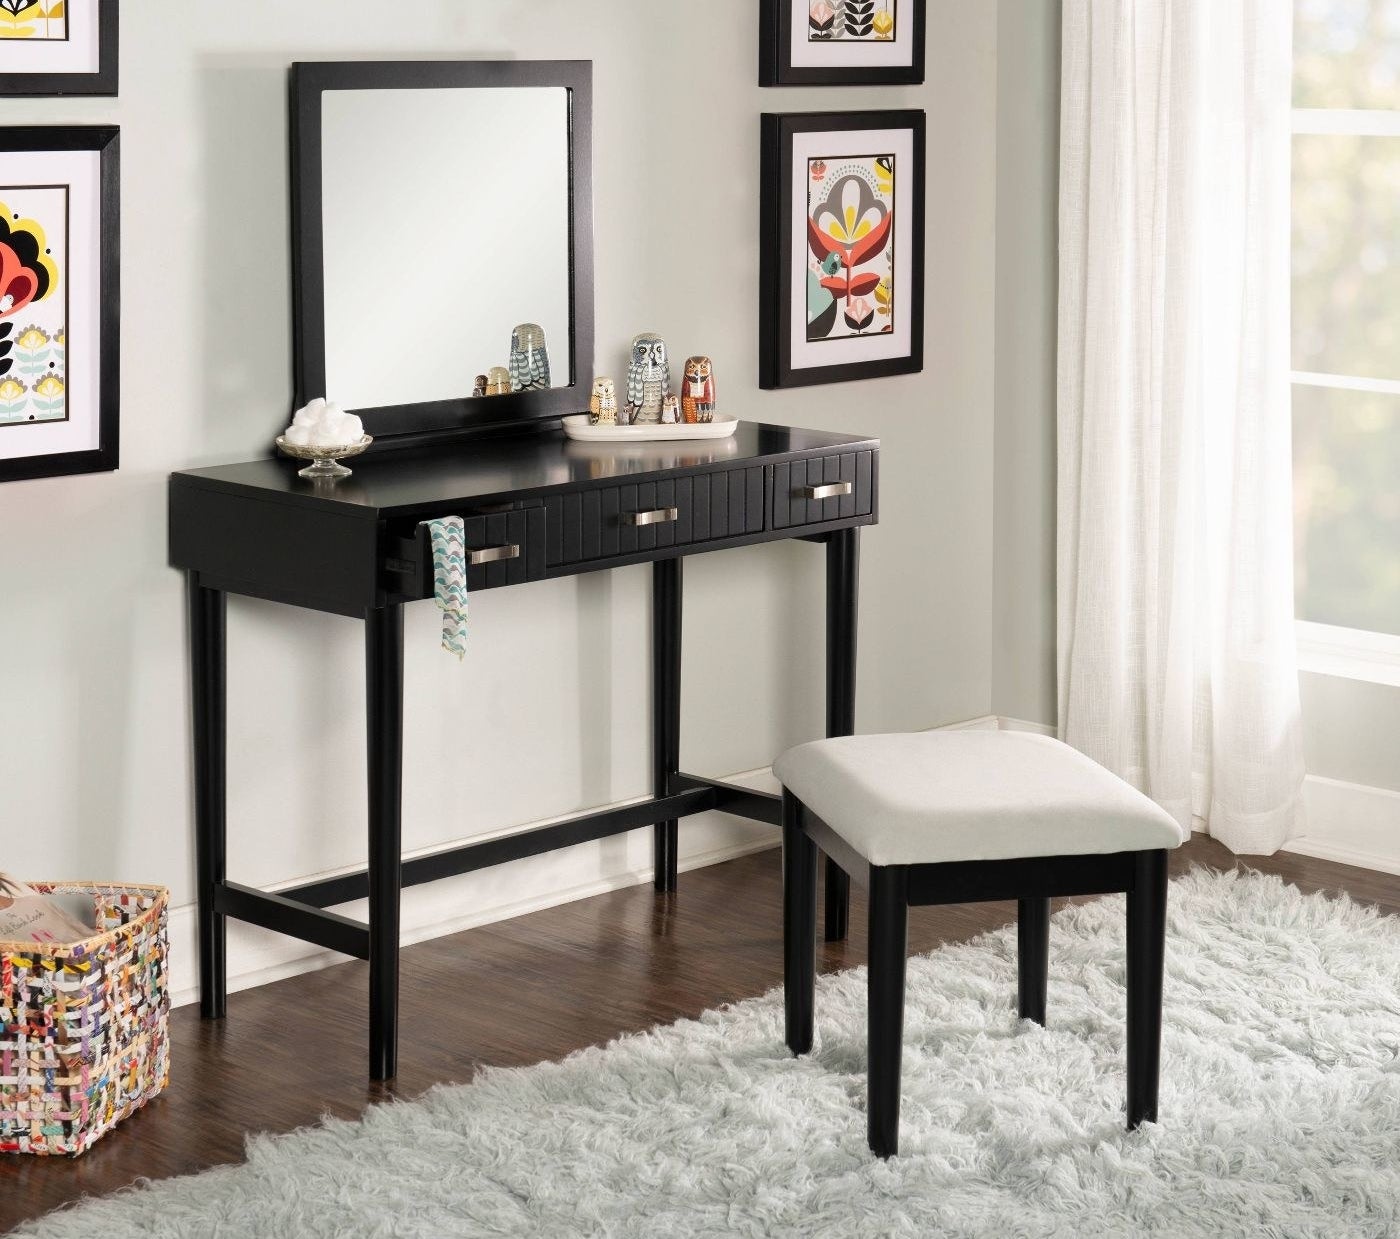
[992, 0, 1061, 727]
[0, 2, 999, 957]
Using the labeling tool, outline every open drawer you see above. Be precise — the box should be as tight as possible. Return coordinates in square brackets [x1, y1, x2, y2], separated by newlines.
[382, 505, 546, 600]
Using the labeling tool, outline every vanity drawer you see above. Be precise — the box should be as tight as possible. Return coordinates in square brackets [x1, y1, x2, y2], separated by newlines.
[771, 451, 875, 530]
[382, 506, 546, 600]
[544, 466, 766, 567]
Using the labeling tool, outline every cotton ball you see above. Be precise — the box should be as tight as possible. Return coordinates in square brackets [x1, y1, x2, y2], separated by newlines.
[324, 411, 360, 443]
[309, 421, 349, 447]
[340, 413, 364, 441]
[293, 398, 327, 428]
[284, 424, 313, 447]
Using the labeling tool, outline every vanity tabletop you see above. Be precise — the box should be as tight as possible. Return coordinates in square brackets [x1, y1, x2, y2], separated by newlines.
[171, 421, 879, 519]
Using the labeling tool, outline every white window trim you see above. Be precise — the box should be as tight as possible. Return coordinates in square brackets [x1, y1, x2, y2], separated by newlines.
[1289, 101, 1400, 666]
[1292, 108, 1400, 136]
[1292, 370, 1400, 396]
[1296, 620, 1400, 688]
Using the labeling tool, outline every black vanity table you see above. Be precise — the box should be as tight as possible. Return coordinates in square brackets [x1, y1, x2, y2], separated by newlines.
[170, 421, 879, 1079]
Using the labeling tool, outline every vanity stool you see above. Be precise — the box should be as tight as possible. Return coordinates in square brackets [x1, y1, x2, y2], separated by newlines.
[774, 729, 1187, 1158]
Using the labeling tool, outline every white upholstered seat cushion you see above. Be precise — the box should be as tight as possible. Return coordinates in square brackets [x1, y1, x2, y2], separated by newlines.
[773, 730, 1187, 866]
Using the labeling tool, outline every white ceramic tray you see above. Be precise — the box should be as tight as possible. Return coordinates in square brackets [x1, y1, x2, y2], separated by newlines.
[562, 414, 739, 443]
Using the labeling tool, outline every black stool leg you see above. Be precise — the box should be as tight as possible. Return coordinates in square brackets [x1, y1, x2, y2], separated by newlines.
[867, 865, 909, 1158]
[782, 791, 818, 1055]
[1127, 848, 1169, 1128]
[1017, 896, 1050, 1025]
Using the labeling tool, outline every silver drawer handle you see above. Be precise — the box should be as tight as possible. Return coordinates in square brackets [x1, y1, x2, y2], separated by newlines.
[467, 544, 520, 565]
[622, 507, 679, 527]
[795, 481, 853, 500]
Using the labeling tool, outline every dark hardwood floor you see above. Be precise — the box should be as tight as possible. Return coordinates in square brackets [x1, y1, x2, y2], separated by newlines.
[5, 835, 1396, 1233]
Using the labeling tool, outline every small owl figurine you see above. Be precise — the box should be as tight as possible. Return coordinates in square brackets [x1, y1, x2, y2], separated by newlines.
[625, 332, 672, 425]
[680, 356, 716, 424]
[484, 366, 512, 396]
[509, 323, 551, 392]
[660, 394, 680, 425]
[472, 374, 488, 398]
[589, 376, 618, 425]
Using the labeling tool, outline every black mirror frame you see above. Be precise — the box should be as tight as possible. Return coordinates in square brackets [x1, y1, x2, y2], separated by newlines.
[289, 59, 594, 447]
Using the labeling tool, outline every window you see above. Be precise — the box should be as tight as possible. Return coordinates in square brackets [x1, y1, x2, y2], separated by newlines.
[1292, 0, 1400, 656]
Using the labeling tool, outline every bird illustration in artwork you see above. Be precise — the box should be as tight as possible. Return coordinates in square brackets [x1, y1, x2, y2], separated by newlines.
[509, 322, 552, 392]
[807, 251, 843, 339]
[624, 332, 672, 425]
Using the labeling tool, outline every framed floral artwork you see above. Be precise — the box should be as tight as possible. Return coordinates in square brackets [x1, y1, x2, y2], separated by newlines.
[0, 126, 119, 482]
[759, 110, 924, 389]
[760, 0, 924, 86]
[0, 0, 118, 97]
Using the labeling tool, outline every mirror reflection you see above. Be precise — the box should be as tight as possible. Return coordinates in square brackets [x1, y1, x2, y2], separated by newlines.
[319, 85, 572, 413]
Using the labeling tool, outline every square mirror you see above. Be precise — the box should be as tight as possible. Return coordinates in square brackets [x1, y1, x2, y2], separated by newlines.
[290, 61, 594, 446]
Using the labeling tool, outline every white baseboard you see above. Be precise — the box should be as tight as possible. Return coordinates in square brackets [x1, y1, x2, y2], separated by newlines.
[995, 715, 1058, 736]
[1286, 775, 1400, 877]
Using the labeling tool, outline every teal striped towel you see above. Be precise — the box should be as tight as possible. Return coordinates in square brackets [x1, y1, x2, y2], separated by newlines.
[427, 517, 468, 659]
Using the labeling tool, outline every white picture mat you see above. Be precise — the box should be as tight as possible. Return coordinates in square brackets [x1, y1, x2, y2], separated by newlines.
[787, 0, 912, 69]
[0, 148, 102, 462]
[789, 127, 914, 372]
[0, 3, 100, 76]
[320, 86, 572, 412]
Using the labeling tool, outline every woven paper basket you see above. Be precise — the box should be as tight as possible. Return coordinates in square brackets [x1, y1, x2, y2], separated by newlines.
[1, 882, 170, 1156]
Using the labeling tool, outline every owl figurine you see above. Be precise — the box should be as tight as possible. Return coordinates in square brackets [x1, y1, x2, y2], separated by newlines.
[484, 366, 512, 396]
[624, 332, 672, 425]
[589, 376, 618, 425]
[472, 374, 488, 398]
[509, 323, 551, 392]
[680, 356, 716, 424]
[660, 394, 680, 425]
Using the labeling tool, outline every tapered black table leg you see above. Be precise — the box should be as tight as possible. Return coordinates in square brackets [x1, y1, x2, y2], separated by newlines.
[366, 605, 405, 1081]
[189, 575, 227, 1021]
[652, 557, 682, 893]
[824, 528, 859, 941]
[867, 864, 908, 1158]
[782, 791, 818, 1056]
[1017, 896, 1050, 1025]
[1127, 848, 1169, 1128]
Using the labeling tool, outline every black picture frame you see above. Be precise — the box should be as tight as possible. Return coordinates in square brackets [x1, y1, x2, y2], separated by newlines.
[0, 125, 120, 483]
[760, 110, 925, 390]
[290, 60, 595, 449]
[760, 0, 925, 87]
[0, 1, 119, 98]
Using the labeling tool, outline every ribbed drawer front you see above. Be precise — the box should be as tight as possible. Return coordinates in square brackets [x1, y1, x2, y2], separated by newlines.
[383, 507, 545, 599]
[544, 466, 766, 567]
[771, 451, 874, 530]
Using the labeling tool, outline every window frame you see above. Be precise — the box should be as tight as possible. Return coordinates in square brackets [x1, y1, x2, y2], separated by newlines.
[1290, 99, 1400, 675]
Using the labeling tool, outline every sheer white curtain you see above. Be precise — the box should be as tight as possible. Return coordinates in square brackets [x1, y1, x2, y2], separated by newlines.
[1057, 0, 1306, 854]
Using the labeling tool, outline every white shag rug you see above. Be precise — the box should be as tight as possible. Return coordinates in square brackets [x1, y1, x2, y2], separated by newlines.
[18, 869, 1400, 1238]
